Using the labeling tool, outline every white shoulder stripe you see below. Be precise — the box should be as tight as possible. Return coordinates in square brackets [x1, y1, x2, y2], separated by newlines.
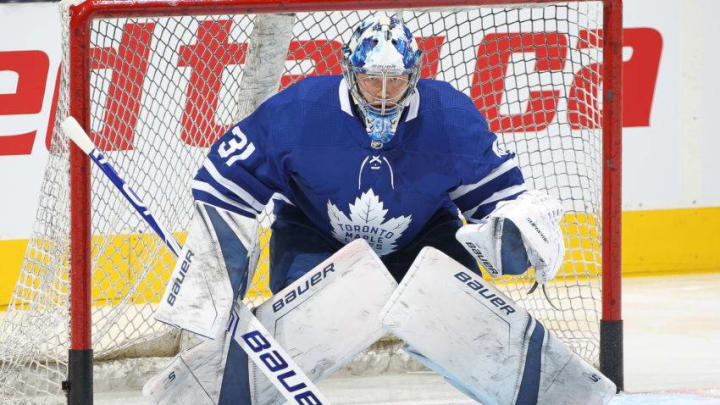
[463, 184, 527, 218]
[191, 180, 258, 215]
[449, 159, 519, 200]
[202, 159, 265, 213]
[339, 78, 353, 116]
[404, 88, 420, 122]
[271, 192, 295, 206]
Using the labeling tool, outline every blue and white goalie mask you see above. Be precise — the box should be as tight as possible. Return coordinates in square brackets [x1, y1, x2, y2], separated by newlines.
[342, 14, 422, 148]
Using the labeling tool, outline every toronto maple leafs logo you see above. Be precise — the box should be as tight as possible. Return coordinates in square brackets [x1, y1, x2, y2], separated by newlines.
[327, 189, 412, 256]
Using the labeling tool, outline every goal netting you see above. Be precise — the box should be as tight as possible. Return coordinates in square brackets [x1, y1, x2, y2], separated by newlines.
[0, 0, 616, 401]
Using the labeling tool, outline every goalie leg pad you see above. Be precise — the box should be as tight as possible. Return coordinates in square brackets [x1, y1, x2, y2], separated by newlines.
[225, 239, 398, 405]
[381, 247, 615, 405]
[154, 202, 258, 338]
[143, 338, 226, 405]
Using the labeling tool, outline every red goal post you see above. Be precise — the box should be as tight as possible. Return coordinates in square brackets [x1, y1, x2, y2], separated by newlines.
[0, 0, 622, 403]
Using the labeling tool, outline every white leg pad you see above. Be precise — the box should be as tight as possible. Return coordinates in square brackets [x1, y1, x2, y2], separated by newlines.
[249, 239, 398, 405]
[381, 247, 616, 405]
[154, 203, 253, 338]
[142, 337, 226, 405]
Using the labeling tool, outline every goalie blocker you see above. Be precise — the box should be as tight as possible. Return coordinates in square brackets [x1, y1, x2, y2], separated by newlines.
[381, 247, 616, 405]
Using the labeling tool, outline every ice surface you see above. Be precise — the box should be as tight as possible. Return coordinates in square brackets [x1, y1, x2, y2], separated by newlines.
[93, 273, 720, 404]
[95, 384, 720, 405]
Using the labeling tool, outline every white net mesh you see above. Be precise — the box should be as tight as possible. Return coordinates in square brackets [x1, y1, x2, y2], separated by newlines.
[0, 1, 605, 402]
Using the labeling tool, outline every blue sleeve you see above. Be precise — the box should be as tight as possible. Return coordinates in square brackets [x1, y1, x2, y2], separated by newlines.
[192, 105, 288, 218]
[448, 111, 526, 222]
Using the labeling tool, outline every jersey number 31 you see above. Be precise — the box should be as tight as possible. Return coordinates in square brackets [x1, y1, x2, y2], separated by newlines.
[219, 127, 256, 166]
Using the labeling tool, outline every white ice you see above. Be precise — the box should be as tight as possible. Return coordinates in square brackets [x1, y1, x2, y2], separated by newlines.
[94, 273, 720, 404]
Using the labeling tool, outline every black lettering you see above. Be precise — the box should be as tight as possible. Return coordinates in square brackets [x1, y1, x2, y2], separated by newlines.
[456, 271, 517, 316]
[286, 290, 297, 304]
[478, 288, 495, 299]
[273, 300, 284, 313]
[527, 218, 549, 243]
[323, 263, 335, 277]
[297, 280, 309, 295]
[310, 272, 322, 286]
[490, 297, 505, 307]
[168, 249, 195, 301]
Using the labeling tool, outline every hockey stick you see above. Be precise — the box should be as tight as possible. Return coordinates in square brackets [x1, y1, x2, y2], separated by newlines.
[61, 116, 330, 405]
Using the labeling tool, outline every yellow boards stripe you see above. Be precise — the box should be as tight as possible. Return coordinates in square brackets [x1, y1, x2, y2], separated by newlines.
[0, 239, 29, 310]
[622, 206, 720, 275]
[1, 207, 719, 310]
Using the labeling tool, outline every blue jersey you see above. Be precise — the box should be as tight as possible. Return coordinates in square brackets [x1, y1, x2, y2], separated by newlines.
[192, 76, 525, 257]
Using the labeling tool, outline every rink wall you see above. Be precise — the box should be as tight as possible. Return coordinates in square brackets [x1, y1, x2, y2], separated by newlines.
[1, 0, 720, 309]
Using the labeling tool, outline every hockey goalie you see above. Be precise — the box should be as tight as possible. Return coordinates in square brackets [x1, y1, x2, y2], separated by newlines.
[143, 14, 616, 405]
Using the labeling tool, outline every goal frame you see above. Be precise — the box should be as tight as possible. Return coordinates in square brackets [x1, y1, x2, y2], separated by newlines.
[65, 0, 623, 403]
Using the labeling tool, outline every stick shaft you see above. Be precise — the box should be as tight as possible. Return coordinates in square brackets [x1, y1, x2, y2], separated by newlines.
[62, 116, 329, 405]
[88, 148, 182, 256]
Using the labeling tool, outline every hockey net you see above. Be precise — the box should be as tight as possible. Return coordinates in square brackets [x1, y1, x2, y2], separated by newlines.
[0, 0, 620, 401]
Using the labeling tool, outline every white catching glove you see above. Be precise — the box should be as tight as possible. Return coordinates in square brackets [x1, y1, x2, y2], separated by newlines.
[456, 190, 565, 284]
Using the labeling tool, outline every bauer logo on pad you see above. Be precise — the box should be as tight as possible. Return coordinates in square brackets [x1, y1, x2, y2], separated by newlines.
[272, 262, 337, 313]
[454, 271, 516, 316]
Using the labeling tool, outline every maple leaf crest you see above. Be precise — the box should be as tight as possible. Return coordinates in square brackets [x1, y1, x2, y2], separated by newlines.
[327, 189, 412, 256]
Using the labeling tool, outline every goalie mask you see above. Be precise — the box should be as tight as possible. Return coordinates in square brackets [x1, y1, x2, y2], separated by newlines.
[342, 14, 422, 148]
